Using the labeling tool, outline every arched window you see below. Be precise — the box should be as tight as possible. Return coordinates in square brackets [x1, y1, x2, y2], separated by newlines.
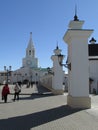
[29, 50, 31, 55]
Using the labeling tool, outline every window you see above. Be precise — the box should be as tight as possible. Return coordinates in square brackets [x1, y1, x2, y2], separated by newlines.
[29, 50, 31, 55]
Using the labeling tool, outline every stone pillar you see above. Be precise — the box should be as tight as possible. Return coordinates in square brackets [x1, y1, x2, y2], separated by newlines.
[51, 46, 64, 94]
[63, 20, 93, 108]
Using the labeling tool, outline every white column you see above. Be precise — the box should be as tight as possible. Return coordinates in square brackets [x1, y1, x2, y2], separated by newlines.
[63, 20, 93, 108]
[51, 47, 64, 94]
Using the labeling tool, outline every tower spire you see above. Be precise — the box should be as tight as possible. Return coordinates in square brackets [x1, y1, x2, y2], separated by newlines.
[74, 4, 79, 21]
[30, 32, 32, 40]
[56, 41, 59, 49]
[27, 32, 34, 48]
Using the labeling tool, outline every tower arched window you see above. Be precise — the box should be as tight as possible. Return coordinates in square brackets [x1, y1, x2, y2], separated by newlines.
[29, 50, 31, 55]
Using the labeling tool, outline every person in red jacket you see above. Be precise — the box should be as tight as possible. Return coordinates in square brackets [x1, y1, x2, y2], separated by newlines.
[2, 83, 10, 103]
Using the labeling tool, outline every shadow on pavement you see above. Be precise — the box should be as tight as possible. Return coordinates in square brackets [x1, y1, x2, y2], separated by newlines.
[0, 105, 83, 130]
[37, 85, 52, 93]
[18, 85, 54, 100]
[19, 92, 55, 100]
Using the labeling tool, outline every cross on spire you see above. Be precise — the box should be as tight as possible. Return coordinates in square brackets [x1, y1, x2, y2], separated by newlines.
[74, 5, 79, 21]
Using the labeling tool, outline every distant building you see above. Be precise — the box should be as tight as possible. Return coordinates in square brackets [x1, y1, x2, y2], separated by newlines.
[0, 32, 48, 85]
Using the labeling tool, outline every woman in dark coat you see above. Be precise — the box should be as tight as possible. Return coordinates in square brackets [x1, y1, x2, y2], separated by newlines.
[2, 83, 10, 103]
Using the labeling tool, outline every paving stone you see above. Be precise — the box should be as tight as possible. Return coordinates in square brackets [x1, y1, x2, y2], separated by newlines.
[0, 85, 98, 130]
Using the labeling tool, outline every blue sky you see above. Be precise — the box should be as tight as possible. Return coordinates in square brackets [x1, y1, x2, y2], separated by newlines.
[0, 0, 98, 71]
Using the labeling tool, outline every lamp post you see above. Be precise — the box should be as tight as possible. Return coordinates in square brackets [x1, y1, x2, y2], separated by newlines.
[57, 54, 71, 71]
[4, 66, 12, 84]
[47, 67, 54, 75]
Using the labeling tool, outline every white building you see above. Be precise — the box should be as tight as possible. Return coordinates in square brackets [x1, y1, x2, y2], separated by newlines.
[0, 32, 48, 85]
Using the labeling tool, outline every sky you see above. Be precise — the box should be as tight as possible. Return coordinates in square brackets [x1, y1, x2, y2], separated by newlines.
[0, 0, 98, 71]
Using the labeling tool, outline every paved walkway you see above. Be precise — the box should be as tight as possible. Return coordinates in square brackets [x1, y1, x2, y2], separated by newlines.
[0, 84, 98, 130]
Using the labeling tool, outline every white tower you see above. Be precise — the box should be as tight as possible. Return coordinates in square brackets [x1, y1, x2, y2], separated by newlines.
[63, 14, 93, 108]
[22, 32, 38, 68]
[51, 46, 64, 94]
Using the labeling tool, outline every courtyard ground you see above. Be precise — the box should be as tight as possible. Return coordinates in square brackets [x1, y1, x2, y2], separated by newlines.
[0, 84, 98, 130]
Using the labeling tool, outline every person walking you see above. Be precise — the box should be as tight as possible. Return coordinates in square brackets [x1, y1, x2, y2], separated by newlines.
[13, 83, 21, 101]
[2, 83, 10, 103]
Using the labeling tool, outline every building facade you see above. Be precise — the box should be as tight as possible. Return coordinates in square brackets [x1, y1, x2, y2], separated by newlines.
[0, 32, 48, 85]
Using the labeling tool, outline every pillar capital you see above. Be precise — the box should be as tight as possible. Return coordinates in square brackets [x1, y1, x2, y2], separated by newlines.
[63, 29, 93, 44]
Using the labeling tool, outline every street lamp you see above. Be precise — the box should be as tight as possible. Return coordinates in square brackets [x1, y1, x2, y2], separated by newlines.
[47, 67, 54, 75]
[57, 54, 71, 71]
[4, 66, 12, 84]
